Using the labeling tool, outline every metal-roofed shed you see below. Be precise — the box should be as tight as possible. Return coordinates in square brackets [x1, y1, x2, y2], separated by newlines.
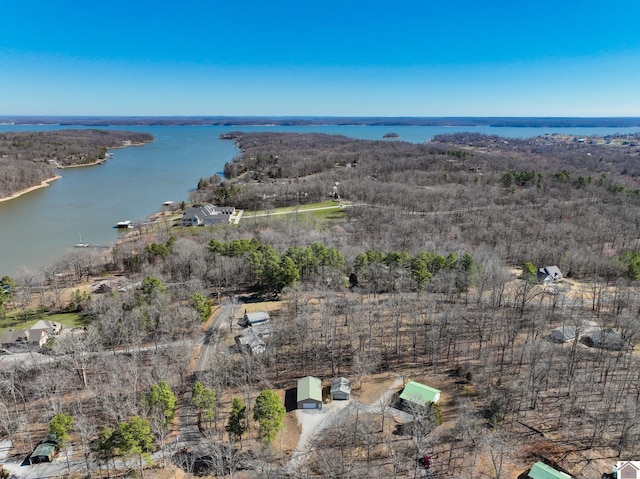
[244, 311, 271, 327]
[297, 376, 322, 410]
[330, 377, 351, 400]
[399, 381, 441, 406]
[528, 461, 572, 479]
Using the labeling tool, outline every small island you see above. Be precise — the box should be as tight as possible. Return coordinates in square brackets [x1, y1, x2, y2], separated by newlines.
[0, 129, 153, 201]
[382, 132, 399, 138]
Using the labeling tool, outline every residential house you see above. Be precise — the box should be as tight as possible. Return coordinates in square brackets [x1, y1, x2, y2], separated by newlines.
[297, 376, 323, 410]
[252, 325, 273, 338]
[235, 328, 266, 355]
[181, 204, 235, 226]
[92, 277, 128, 294]
[537, 266, 563, 284]
[1, 330, 29, 349]
[581, 327, 627, 351]
[244, 311, 271, 327]
[330, 377, 351, 400]
[528, 461, 572, 479]
[399, 381, 441, 407]
[1, 328, 49, 350]
[550, 326, 578, 343]
[31, 320, 61, 336]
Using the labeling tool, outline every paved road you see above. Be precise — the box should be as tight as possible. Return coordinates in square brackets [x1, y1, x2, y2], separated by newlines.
[240, 203, 353, 220]
[176, 302, 238, 447]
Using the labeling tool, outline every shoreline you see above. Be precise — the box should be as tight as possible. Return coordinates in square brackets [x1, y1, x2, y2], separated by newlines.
[57, 158, 107, 169]
[0, 175, 62, 204]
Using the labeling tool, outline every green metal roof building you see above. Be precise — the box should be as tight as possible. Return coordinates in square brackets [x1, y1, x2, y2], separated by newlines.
[528, 461, 572, 479]
[297, 376, 322, 410]
[29, 435, 59, 465]
[399, 381, 441, 406]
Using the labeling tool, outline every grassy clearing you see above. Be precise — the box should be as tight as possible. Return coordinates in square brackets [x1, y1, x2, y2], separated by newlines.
[242, 200, 346, 218]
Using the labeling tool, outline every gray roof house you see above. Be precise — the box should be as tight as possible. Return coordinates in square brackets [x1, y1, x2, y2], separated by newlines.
[581, 327, 627, 351]
[550, 326, 579, 343]
[31, 320, 61, 336]
[1, 329, 49, 350]
[181, 204, 235, 227]
[297, 376, 323, 410]
[235, 328, 266, 355]
[244, 311, 271, 327]
[330, 377, 351, 400]
[537, 266, 563, 284]
[252, 325, 273, 338]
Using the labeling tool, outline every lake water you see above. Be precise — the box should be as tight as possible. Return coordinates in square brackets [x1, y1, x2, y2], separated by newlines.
[1, 123, 639, 276]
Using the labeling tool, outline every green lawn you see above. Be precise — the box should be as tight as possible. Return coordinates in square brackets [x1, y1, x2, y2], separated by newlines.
[242, 200, 347, 218]
[1, 310, 88, 336]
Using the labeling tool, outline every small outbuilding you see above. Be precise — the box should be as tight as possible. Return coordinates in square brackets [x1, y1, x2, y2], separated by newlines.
[244, 311, 271, 327]
[399, 381, 441, 407]
[330, 377, 351, 400]
[29, 434, 59, 465]
[528, 461, 572, 479]
[297, 376, 323, 410]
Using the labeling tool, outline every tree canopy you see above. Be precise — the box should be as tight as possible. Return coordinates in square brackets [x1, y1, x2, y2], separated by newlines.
[253, 389, 286, 444]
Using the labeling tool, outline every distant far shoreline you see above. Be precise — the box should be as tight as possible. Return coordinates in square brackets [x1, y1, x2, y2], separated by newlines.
[1, 116, 640, 128]
[0, 175, 61, 204]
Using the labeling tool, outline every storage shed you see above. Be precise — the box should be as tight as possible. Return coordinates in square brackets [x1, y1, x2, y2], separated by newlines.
[29, 434, 58, 465]
[330, 377, 351, 400]
[297, 376, 322, 410]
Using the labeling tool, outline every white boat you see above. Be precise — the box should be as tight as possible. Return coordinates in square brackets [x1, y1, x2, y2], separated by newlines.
[74, 232, 89, 248]
[115, 220, 133, 229]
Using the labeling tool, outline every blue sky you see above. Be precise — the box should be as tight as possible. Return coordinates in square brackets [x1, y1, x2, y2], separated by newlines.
[1, 0, 640, 117]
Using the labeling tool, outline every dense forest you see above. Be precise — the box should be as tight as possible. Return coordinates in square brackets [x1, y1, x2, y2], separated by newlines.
[0, 129, 153, 199]
[3, 130, 640, 478]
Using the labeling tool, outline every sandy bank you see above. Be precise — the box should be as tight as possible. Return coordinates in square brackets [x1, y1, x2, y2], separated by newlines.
[0, 175, 62, 203]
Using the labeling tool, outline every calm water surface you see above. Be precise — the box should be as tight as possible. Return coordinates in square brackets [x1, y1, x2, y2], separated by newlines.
[1, 124, 639, 276]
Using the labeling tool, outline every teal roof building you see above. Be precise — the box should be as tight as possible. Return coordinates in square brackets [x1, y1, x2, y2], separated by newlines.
[399, 381, 441, 406]
[528, 461, 572, 479]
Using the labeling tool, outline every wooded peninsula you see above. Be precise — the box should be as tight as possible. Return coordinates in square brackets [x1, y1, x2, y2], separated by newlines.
[0, 129, 153, 200]
[2, 129, 640, 478]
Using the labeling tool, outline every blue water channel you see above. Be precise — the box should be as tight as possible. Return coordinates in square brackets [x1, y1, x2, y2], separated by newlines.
[1, 123, 639, 276]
